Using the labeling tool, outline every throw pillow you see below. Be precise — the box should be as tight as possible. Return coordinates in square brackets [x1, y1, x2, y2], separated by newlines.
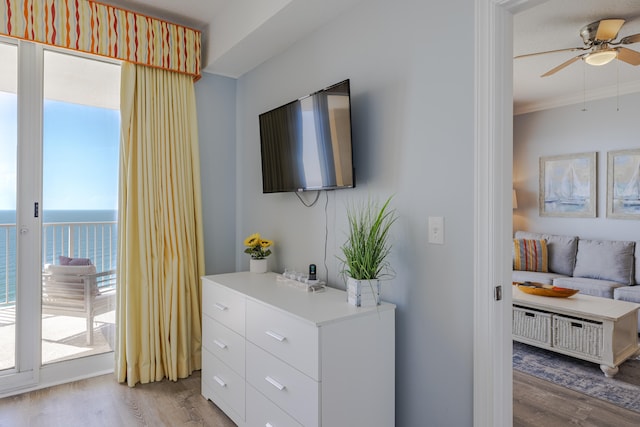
[514, 231, 578, 276]
[59, 255, 92, 266]
[513, 238, 549, 272]
[572, 239, 634, 285]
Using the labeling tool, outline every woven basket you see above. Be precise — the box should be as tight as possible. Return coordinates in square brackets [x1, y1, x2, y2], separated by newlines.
[553, 316, 604, 358]
[513, 306, 552, 345]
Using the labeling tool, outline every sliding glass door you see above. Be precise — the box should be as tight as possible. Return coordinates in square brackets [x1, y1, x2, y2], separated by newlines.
[0, 38, 120, 395]
[41, 50, 120, 366]
[0, 39, 43, 393]
[0, 41, 18, 375]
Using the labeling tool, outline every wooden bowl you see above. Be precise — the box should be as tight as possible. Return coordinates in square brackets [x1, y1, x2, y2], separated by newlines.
[516, 285, 579, 298]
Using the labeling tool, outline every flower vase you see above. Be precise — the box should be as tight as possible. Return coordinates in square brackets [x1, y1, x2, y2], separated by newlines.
[250, 258, 268, 273]
[346, 277, 381, 307]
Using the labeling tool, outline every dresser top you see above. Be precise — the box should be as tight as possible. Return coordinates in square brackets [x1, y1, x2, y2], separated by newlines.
[203, 272, 395, 326]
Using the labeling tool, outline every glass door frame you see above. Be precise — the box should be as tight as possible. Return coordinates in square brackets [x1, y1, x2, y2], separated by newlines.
[0, 38, 115, 397]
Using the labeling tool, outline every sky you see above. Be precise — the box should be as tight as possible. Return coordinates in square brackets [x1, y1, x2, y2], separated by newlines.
[0, 92, 120, 211]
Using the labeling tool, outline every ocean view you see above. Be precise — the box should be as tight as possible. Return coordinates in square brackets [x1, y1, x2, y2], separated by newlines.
[0, 209, 117, 224]
[0, 210, 118, 305]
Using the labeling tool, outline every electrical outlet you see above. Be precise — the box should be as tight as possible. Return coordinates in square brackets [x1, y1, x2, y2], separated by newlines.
[428, 216, 444, 244]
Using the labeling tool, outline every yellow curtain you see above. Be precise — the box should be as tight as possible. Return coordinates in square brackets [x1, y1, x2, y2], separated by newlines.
[117, 62, 204, 386]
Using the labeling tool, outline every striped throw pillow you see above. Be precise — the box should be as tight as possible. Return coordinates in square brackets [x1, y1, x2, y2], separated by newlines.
[513, 238, 548, 272]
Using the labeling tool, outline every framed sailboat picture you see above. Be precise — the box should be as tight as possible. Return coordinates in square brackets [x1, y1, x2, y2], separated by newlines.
[539, 152, 597, 218]
[607, 149, 640, 219]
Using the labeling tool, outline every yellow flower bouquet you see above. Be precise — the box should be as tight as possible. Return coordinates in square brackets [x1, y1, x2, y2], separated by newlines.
[243, 233, 273, 259]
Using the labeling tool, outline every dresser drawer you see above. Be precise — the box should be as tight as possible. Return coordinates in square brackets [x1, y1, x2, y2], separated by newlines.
[246, 342, 319, 427]
[202, 279, 245, 335]
[202, 314, 245, 376]
[246, 299, 319, 380]
[202, 348, 245, 419]
[246, 384, 303, 427]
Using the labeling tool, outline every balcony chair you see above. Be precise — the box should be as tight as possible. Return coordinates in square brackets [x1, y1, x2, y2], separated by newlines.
[41, 260, 116, 345]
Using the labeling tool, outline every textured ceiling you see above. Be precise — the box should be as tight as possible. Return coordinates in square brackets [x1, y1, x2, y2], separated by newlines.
[514, 0, 640, 114]
[99, 0, 362, 78]
[98, 1, 640, 114]
[98, 0, 226, 29]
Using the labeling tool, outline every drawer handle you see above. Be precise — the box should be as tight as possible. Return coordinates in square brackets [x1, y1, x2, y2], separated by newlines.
[265, 376, 286, 391]
[213, 339, 227, 349]
[265, 330, 286, 342]
[213, 375, 227, 388]
[214, 302, 228, 311]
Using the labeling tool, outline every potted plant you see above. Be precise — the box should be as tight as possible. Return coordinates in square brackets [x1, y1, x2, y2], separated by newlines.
[244, 233, 273, 273]
[339, 196, 397, 306]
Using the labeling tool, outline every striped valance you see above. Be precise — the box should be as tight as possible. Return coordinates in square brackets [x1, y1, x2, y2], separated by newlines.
[0, 0, 201, 78]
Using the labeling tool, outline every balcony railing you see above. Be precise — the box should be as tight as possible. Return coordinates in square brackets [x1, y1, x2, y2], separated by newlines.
[0, 221, 117, 305]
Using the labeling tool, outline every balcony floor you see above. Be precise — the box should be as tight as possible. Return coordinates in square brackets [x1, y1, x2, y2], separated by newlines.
[0, 305, 114, 371]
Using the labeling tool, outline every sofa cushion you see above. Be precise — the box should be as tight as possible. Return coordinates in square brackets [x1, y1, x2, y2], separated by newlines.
[552, 277, 625, 299]
[43, 264, 99, 299]
[59, 255, 92, 266]
[514, 231, 578, 276]
[512, 270, 568, 286]
[44, 264, 97, 282]
[614, 286, 640, 304]
[572, 239, 635, 285]
[513, 238, 548, 272]
[613, 286, 640, 332]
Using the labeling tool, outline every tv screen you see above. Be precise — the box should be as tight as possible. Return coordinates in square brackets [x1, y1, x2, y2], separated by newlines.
[259, 79, 354, 193]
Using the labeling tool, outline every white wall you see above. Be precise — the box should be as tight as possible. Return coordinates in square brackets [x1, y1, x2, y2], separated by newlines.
[195, 73, 238, 274]
[234, 0, 475, 425]
[514, 92, 640, 240]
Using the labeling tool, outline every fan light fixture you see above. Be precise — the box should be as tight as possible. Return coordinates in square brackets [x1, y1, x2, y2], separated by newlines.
[584, 49, 617, 66]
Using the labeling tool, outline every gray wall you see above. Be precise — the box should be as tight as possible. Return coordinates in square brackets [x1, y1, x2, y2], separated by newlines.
[514, 92, 640, 240]
[195, 73, 238, 274]
[233, 0, 475, 425]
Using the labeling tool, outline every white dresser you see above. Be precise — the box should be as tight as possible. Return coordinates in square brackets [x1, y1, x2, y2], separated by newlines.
[201, 272, 396, 427]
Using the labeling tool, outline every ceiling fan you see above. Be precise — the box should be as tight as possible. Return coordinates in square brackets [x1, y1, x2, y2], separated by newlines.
[516, 18, 640, 77]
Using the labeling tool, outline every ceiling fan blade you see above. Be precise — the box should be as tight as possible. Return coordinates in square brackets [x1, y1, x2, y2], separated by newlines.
[541, 55, 582, 77]
[619, 33, 640, 45]
[617, 47, 640, 66]
[595, 19, 625, 41]
[515, 47, 584, 59]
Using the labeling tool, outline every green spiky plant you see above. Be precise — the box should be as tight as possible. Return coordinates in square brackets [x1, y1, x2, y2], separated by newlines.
[339, 196, 397, 281]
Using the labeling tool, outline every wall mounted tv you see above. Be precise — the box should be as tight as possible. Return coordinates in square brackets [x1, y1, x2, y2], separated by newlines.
[259, 79, 354, 193]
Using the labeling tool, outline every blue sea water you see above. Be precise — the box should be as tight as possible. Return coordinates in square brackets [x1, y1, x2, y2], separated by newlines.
[0, 210, 117, 305]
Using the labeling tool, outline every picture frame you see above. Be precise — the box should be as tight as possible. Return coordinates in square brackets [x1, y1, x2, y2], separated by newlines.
[539, 152, 596, 218]
[607, 149, 640, 219]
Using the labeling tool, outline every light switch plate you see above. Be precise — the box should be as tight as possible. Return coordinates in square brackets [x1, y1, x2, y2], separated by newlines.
[428, 216, 444, 244]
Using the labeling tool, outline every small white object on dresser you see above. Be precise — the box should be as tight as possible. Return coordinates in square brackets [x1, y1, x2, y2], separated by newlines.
[201, 272, 396, 427]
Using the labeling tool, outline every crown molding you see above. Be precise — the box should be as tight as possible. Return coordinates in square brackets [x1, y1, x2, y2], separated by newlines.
[514, 79, 640, 115]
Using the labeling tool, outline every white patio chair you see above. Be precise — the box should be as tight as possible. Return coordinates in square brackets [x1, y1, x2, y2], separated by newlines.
[42, 263, 116, 345]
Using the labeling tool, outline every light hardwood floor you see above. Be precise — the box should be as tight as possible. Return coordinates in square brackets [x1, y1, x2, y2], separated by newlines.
[514, 370, 640, 427]
[0, 371, 235, 427]
[2, 369, 640, 426]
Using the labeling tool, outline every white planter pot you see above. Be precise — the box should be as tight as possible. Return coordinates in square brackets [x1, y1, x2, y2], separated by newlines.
[249, 258, 268, 273]
[346, 277, 381, 307]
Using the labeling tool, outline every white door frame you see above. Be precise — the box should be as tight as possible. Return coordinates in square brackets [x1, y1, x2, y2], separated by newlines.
[474, 0, 545, 425]
[0, 40, 116, 398]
